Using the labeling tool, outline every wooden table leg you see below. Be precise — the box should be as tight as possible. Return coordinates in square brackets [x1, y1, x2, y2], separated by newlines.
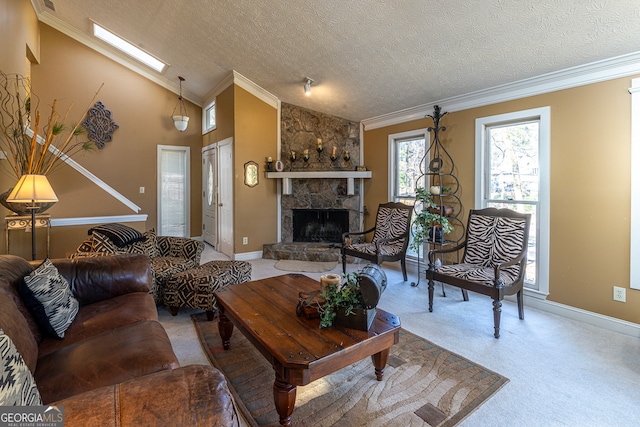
[371, 347, 390, 381]
[273, 369, 297, 426]
[217, 309, 234, 350]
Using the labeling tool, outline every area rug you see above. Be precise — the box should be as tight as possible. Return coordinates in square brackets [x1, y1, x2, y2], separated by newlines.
[192, 313, 508, 427]
[274, 259, 337, 273]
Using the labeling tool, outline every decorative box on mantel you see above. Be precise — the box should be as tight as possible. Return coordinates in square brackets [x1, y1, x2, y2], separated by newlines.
[265, 171, 372, 195]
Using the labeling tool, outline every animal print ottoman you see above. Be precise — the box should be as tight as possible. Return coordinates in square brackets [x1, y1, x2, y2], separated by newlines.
[164, 260, 252, 320]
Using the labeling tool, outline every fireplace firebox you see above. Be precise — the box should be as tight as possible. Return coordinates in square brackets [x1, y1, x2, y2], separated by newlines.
[293, 209, 349, 243]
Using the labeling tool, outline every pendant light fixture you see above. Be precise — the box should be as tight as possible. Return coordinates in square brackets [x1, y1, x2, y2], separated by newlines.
[172, 76, 189, 131]
[304, 77, 313, 96]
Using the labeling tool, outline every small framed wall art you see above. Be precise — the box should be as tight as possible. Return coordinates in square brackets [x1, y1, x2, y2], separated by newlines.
[244, 161, 258, 187]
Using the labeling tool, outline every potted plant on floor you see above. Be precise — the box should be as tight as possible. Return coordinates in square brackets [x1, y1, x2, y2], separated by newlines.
[410, 187, 453, 251]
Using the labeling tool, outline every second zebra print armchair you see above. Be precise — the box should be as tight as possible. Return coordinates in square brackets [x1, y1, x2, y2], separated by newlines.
[427, 208, 531, 338]
[342, 202, 413, 281]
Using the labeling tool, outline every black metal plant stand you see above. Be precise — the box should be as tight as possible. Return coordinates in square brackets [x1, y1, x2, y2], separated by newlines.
[411, 105, 464, 288]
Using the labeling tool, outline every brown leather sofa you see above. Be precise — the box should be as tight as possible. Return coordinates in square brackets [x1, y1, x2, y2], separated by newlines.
[0, 254, 238, 426]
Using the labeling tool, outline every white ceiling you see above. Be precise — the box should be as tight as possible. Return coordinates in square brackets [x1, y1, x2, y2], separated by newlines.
[32, 0, 640, 121]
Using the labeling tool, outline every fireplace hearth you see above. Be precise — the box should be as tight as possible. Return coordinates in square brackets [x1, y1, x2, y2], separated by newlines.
[293, 209, 349, 243]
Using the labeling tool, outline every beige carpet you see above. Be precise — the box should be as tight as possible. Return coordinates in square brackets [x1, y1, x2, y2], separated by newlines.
[192, 313, 508, 427]
[274, 259, 337, 273]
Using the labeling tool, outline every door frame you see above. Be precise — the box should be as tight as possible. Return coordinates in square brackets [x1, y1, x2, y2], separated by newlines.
[202, 137, 234, 257]
[202, 144, 217, 247]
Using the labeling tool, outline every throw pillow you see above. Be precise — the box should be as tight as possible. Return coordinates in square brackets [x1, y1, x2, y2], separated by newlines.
[123, 228, 158, 258]
[91, 231, 123, 254]
[75, 239, 93, 253]
[88, 223, 146, 248]
[0, 329, 42, 406]
[19, 259, 79, 339]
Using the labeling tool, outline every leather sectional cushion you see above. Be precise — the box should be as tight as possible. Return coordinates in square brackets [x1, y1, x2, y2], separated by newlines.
[0, 287, 39, 374]
[34, 320, 179, 403]
[53, 255, 152, 306]
[37, 292, 158, 358]
[53, 365, 239, 427]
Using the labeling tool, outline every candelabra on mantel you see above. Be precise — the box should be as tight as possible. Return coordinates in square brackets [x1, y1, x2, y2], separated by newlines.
[411, 105, 464, 287]
[289, 151, 297, 171]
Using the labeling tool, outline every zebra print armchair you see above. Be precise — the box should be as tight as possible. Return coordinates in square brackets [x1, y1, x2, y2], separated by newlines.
[341, 202, 413, 281]
[427, 208, 531, 338]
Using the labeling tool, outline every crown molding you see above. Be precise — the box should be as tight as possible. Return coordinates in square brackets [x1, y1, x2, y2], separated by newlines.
[202, 71, 280, 110]
[362, 51, 640, 131]
[31, 6, 203, 106]
[232, 71, 280, 109]
[30, 0, 44, 14]
[202, 72, 235, 104]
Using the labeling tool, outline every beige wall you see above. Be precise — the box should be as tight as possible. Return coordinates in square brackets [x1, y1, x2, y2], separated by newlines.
[202, 84, 278, 255]
[233, 86, 278, 253]
[2, 21, 203, 258]
[0, 0, 39, 76]
[364, 77, 640, 324]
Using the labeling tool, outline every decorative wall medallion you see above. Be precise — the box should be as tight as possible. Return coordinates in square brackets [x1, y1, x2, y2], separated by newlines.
[81, 101, 119, 149]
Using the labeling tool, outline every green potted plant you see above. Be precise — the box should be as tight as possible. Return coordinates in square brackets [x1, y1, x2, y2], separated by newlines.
[317, 272, 366, 329]
[410, 187, 453, 251]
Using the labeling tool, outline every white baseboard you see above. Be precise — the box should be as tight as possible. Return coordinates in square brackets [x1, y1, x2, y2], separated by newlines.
[234, 250, 263, 261]
[523, 296, 640, 338]
[395, 259, 640, 338]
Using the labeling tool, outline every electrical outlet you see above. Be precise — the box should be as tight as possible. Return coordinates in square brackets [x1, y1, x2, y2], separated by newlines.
[139, 187, 145, 194]
[613, 286, 626, 302]
[242, 237, 248, 245]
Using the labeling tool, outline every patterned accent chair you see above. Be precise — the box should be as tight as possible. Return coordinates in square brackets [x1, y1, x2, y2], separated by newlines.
[341, 202, 414, 281]
[427, 208, 531, 338]
[72, 228, 204, 305]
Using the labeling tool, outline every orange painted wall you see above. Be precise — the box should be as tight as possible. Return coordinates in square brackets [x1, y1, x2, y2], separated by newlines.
[364, 77, 640, 323]
[233, 86, 278, 253]
[2, 21, 203, 258]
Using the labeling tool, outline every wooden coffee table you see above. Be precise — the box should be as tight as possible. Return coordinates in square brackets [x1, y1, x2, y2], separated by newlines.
[215, 273, 400, 426]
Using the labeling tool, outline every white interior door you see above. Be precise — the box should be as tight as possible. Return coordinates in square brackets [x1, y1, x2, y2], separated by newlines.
[217, 138, 234, 257]
[202, 146, 217, 247]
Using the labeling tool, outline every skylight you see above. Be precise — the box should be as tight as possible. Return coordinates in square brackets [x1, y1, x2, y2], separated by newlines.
[92, 22, 167, 73]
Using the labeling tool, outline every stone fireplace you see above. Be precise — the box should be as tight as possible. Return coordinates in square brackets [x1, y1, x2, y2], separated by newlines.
[279, 103, 363, 241]
[262, 103, 365, 261]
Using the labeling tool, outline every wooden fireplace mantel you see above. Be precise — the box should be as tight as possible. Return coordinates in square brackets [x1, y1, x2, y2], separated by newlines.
[265, 171, 372, 195]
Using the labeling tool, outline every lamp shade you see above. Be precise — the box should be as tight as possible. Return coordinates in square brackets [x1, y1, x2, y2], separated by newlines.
[173, 115, 189, 132]
[6, 175, 59, 203]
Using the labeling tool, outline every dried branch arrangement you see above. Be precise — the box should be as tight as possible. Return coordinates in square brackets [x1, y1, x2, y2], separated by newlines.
[0, 70, 103, 179]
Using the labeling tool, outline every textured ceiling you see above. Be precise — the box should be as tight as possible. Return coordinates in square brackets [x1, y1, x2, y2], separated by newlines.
[34, 0, 640, 121]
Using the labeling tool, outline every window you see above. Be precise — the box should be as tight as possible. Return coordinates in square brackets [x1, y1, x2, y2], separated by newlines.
[92, 22, 167, 72]
[203, 100, 216, 133]
[157, 145, 190, 237]
[389, 129, 428, 257]
[476, 107, 550, 296]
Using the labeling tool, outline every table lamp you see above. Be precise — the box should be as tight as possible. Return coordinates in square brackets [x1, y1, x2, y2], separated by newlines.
[6, 174, 58, 260]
